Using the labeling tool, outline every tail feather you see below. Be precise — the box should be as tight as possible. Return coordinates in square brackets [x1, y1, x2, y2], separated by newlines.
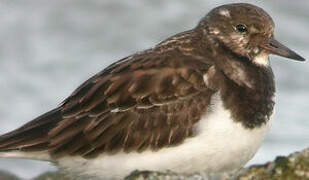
[0, 108, 62, 152]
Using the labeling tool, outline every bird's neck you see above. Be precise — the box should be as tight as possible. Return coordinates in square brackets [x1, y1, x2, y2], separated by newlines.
[214, 52, 276, 128]
[220, 64, 275, 128]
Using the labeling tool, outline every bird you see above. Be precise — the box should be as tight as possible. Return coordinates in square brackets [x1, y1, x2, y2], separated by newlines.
[0, 3, 306, 180]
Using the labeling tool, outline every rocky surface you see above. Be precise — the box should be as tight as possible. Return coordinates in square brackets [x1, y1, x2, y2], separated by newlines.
[33, 171, 71, 180]
[0, 148, 308, 180]
[237, 148, 309, 180]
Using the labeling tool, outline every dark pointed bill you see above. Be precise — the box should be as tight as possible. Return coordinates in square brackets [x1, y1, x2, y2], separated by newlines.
[260, 37, 306, 61]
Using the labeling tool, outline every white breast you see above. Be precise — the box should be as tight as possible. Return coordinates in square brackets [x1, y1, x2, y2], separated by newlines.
[57, 93, 272, 179]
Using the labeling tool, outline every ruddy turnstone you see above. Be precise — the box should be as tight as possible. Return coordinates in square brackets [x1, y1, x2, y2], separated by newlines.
[0, 3, 305, 180]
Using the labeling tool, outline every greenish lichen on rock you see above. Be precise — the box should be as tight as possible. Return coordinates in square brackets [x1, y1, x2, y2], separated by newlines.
[238, 148, 309, 180]
[33, 171, 71, 180]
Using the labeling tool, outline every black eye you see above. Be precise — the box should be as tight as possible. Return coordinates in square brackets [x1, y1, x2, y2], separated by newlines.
[236, 24, 248, 33]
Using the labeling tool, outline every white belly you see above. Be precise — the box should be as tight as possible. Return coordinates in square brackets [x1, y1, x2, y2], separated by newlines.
[57, 93, 272, 179]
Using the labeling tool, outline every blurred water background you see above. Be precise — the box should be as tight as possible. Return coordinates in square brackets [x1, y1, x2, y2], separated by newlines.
[0, 0, 308, 179]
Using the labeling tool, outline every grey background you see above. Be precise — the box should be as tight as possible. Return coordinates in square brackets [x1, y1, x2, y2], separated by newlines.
[0, 0, 308, 179]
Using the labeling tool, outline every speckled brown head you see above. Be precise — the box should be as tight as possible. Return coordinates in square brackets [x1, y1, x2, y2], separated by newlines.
[198, 3, 305, 66]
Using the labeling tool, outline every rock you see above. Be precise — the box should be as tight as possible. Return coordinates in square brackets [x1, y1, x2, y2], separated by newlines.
[33, 171, 71, 180]
[125, 170, 234, 180]
[238, 148, 309, 180]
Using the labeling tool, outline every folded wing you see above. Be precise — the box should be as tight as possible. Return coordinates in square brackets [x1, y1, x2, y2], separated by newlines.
[0, 49, 214, 159]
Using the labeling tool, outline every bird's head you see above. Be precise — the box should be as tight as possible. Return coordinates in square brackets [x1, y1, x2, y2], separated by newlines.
[198, 3, 305, 66]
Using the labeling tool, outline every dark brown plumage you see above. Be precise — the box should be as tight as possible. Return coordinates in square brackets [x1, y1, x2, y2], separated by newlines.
[0, 35, 214, 158]
[0, 3, 304, 161]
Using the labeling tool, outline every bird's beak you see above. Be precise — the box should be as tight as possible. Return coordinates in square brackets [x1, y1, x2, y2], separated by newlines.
[260, 37, 305, 61]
